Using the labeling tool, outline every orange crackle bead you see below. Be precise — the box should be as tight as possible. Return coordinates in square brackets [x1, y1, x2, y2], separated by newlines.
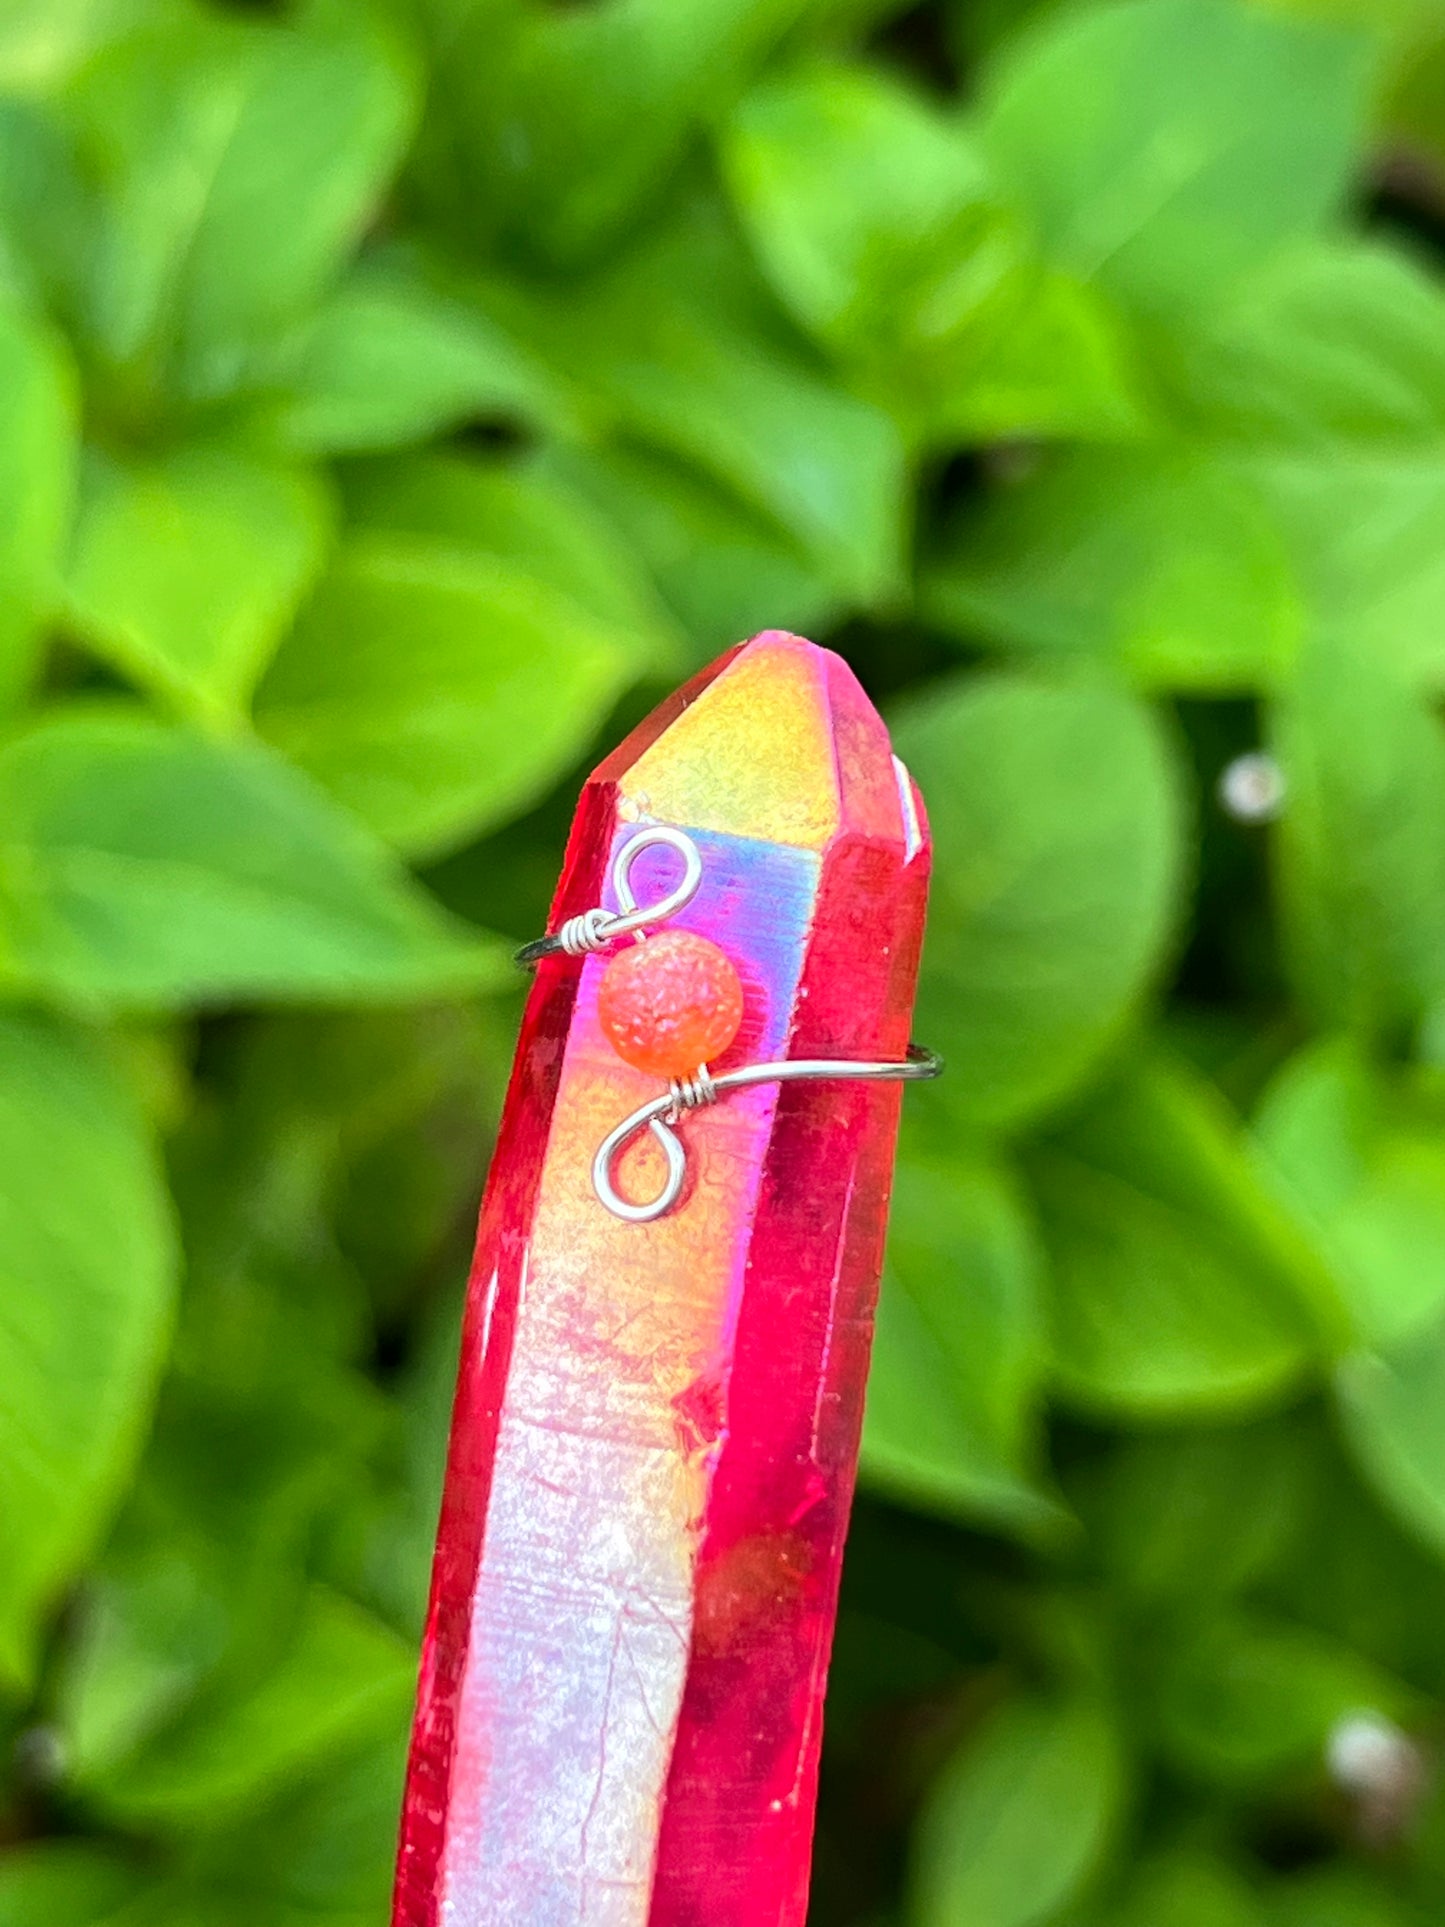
[598, 928, 744, 1078]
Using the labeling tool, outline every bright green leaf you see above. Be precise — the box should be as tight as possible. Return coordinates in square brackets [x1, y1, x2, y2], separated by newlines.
[1338, 1314, 1445, 1562]
[0, 1013, 176, 1687]
[892, 674, 1187, 1132]
[1162, 241, 1445, 447]
[0, 298, 76, 711]
[1256, 1040, 1445, 1347]
[536, 439, 845, 659]
[339, 451, 683, 673]
[725, 61, 997, 353]
[0, 97, 92, 314]
[1029, 1053, 1332, 1417]
[255, 533, 640, 860]
[1269, 630, 1445, 1030]
[64, 444, 331, 722]
[68, 6, 415, 399]
[0, 1, 174, 95]
[474, 207, 909, 609]
[1249, 453, 1445, 691]
[0, 708, 505, 1011]
[980, 0, 1373, 314]
[948, 262, 1144, 443]
[923, 447, 1300, 691]
[724, 60, 1143, 440]
[862, 1147, 1060, 1540]
[910, 1692, 1127, 1927]
[269, 261, 574, 457]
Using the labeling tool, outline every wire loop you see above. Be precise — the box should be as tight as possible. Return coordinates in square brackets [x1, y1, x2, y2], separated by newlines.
[593, 1046, 942, 1223]
[516, 828, 704, 966]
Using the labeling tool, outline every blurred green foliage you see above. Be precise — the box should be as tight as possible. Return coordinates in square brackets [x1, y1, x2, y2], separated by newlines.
[1, 0, 1445, 1921]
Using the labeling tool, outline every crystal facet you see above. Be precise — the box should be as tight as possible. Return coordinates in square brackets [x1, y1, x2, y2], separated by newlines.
[392, 631, 931, 1927]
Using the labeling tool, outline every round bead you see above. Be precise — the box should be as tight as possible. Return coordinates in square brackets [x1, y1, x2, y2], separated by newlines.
[597, 930, 744, 1078]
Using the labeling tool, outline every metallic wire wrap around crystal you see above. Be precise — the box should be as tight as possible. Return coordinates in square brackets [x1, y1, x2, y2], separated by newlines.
[516, 824, 941, 1222]
[515, 825, 704, 964]
[592, 1044, 942, 1222]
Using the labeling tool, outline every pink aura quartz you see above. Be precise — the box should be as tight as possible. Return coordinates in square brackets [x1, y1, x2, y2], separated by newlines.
[392, 632, 931, 1927]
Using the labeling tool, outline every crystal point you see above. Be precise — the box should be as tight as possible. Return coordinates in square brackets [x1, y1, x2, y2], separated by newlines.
[393, 632, 931, 1927]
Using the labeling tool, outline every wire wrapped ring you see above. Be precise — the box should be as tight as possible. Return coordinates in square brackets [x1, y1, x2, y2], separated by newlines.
[593, 1045, 942, 1223]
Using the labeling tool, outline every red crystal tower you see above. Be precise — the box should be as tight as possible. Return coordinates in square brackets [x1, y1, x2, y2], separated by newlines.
[393, 632, 931, 1926]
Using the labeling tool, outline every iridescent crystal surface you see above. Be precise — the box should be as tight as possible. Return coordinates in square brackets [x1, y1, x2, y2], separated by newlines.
[393, 631, 931, 1927]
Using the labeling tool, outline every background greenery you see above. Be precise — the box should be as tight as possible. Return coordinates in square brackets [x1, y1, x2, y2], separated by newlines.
[1, 0, 1445, 1921]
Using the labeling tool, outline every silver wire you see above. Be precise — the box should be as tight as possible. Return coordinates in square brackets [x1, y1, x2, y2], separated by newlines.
[515, 827, 704, 966]
[518, 824, 940, 1220]
[592, 1045, 942, 1223]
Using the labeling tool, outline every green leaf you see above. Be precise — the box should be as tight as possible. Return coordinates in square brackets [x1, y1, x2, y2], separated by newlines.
[980, 0, 1373, 314]
[338, 451, 683, 673]
[1268, 631, 1445, 1031]
[950, 263, 1144, 444]
[0, 2, 173, 96]
[474, 206, 909, 609]
[417, 0, 811, 265]
[1338, 1314, 1445, 1561]
[84, 1583, 413, 1828]
[1065, 1415, 1307, 1606]
[68, 7, 415, 399]
[0, 708, 505, 1011]
[0, 298, 77, 711]
[269, 260, 574, 457]
[725, 61, 998, 354]
[922, 448, 1300, 692]
[1264, 1417, 1445, 1686]
[1249, 453, 1445, 691]
[0, 1013, 176, 1687]
[0, 1844, 142, 1926]
[892, 674, 1187, 1132]
[1256, 1041, 1445, 1348]
[1029, 1053, 1331, 1418]
[255, 533, 640, 861]
[56, 1264, 388, 1791]
[1155, 1609, 1412, 1784]
[64, 445, 331, 722]
[861, 1147, 1060, 1540]
[0, 97, 93, 315]
[1268, 1869, 1425, 1927]
[724, 60, 1143, 440]
[910, 1692, 1127, 1927]
[1108, 1851, 1269, 1927]
[536, 438, 845, 658]
[1161, 242, 1445, 447]
[181, 1725, 409, 1926]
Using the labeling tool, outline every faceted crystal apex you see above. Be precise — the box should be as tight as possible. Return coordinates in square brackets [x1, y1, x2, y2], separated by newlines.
[591, 631, 909, 851]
